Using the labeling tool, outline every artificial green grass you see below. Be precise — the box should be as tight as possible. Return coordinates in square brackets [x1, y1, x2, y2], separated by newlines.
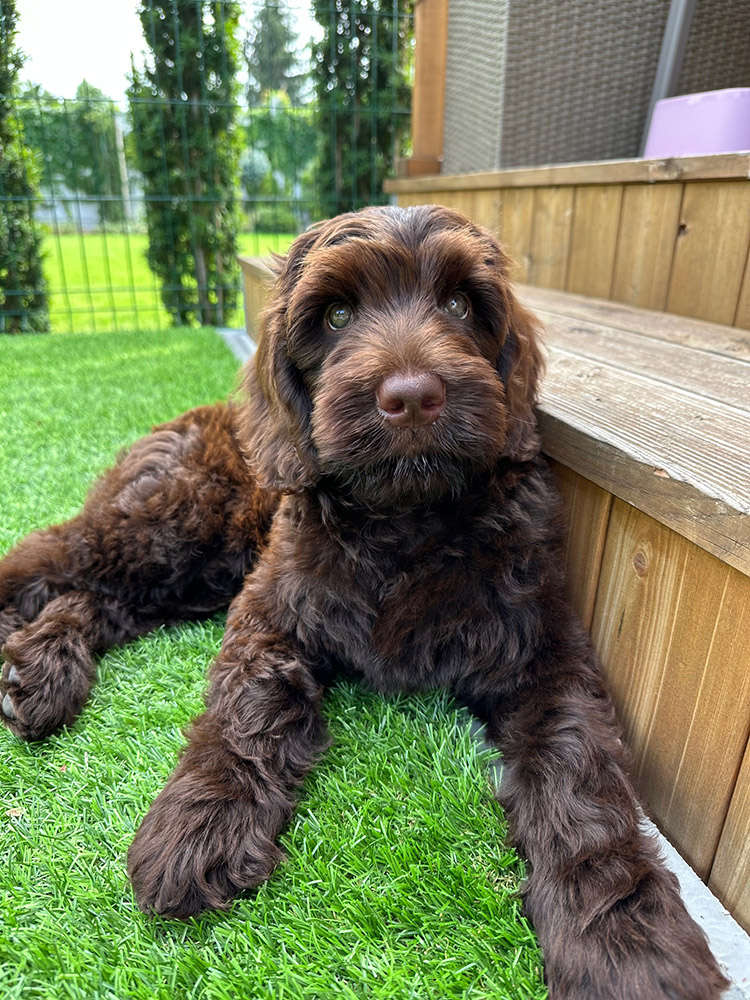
[43, 232, 295, 334]
[0, 329, 547, 1000]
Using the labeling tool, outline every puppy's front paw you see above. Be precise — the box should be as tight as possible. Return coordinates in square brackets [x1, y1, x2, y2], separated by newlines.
[1, 622, 95, 741]
[127, 770, 284, 919]
[540, 870, 729, 1000]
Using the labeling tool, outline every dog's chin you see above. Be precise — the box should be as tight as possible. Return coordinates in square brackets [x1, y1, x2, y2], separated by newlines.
[319, 452, 490, 512]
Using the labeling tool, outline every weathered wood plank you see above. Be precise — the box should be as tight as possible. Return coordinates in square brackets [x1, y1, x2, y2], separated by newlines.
[393, 192, 417, 208]
[667, 181, 750, 325]
[238, 256, 273, 281]
[530, 187, 574, 289]
[400, 191, 440, 208]
[735, 249, 750, 330]
[518, 284, 750, 360]
[239, 256, 274, 340]
[548, 460, 613, 630]
[538, 412, 750, 578]
[395, 156, 442, 179]
[471, 190, 502, 234]
[611, 184, 683, 311]
[410, 0, 449, 169]
[498, 188, 535, 282]
[384, 153, 750, 194]
[591, 501, 750, 877]
[535, 310, 750, 411]
[426, 189, 477, 218]
[710, 729, 750, 934]
[566, 185, 623, 298]
[540, 350, 750, 514]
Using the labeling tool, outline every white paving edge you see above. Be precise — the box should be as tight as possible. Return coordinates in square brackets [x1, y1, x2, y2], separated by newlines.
[643, 815, 750, 998]
[216, 327, 255, 363]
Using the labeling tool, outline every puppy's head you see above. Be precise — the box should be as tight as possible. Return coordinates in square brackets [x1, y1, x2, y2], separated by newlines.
[243, 205, 543, 507]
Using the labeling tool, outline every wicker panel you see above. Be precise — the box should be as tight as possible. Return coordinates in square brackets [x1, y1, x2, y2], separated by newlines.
[677, 0, 750, 95]
[500, 0, 668, 167]
[443, 0, 509, 174]
[441, 0, 749, 173]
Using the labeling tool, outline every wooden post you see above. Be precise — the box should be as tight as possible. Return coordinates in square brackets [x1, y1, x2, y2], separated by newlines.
[398, 0, 448, 178]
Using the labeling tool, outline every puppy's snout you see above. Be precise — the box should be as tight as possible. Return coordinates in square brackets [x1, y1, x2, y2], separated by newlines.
[376, 372, 446, 428]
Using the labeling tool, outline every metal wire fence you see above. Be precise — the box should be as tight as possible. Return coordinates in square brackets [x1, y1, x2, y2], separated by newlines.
[1, 0, 412, 333]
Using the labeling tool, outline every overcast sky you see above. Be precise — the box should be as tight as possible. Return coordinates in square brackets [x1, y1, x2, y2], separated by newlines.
[16, 0, 319, 101]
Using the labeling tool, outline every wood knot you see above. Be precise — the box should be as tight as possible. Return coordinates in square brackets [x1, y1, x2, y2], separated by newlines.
[633, 550, 648, 577]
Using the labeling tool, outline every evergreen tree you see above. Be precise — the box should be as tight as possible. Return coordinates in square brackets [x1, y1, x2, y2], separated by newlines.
[311, 0, 411, 217]
[17, 84, 68, 191]
[243, 2, 315, 234]
[246, 0, 304, 105]
[0, 0, 48, 332]
[243, 90, 318, 232]
[128, 0, 241, 326]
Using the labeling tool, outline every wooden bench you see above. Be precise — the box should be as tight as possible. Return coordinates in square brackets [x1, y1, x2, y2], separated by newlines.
[239, 255, 750, 933]
[525, 283, 750, 576]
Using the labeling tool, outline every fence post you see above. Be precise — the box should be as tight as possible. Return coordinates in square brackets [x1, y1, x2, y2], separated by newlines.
[398, 0, 448, 177]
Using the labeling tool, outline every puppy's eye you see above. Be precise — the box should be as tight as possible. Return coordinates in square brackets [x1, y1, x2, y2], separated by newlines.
[444, 292, 469, 319]
[326, 302, 353, 331]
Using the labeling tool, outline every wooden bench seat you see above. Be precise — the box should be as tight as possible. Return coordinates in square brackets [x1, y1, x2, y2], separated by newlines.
[523, 284, 750, 578]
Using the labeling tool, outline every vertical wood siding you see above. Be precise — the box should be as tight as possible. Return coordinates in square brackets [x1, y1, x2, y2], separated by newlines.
[550, 473, 750, 930]
[396, 176, 750, 330]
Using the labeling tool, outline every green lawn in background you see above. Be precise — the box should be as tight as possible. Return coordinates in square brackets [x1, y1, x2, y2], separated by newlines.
[0, 329, 546, 1000]
[42, 231, 295, 334]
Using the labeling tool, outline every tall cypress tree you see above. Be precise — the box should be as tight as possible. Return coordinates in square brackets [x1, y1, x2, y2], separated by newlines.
[312, 0, 411, 217]
[128, 0, 241, 327]
[243, 1, 316, 234]
[0, 0, 48, 333]
[246, 0, 304, 106]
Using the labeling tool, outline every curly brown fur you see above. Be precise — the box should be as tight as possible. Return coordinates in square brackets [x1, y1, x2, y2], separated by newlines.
[0, 206, 728, 999]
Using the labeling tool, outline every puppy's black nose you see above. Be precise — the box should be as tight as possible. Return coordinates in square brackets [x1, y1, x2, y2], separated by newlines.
[376, 372, 446, 428]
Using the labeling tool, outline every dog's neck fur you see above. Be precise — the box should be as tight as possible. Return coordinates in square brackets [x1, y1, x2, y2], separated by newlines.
[297, 457, 535, 562]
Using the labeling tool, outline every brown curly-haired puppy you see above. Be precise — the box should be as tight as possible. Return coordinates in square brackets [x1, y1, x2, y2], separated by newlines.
[0, 206, 728, 999]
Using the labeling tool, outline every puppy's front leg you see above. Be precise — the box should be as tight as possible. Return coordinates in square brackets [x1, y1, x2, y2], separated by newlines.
[127, 589, 329, 919]
[460, 622, 728, 1000]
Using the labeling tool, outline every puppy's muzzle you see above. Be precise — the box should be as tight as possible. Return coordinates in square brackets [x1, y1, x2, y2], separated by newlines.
[375, 372, 446, 429]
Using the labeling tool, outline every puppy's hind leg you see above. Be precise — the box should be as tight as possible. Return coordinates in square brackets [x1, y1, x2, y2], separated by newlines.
[0, 404, 274, 742]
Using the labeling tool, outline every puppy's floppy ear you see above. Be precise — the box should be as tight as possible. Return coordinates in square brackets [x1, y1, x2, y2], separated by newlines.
[497, 289, 545, 462]
[241, 228, 322, 492]
[468, 223, 544, 462]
